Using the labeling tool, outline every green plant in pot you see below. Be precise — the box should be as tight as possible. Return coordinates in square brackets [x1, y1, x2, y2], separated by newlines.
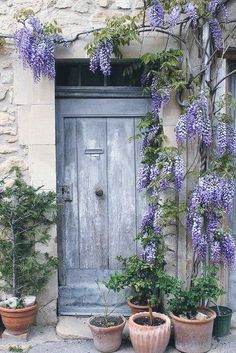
[0, 170, 57, 335]
[106, 238, 179, 315]
[88, 282, 126, 353]
[169, 266, 224, 353]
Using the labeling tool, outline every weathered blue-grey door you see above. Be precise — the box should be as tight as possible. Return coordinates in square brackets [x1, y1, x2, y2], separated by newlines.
[56, 87, 150, 314]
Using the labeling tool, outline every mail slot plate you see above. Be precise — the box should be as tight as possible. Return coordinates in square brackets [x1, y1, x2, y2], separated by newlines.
[85, 148, 104, 155]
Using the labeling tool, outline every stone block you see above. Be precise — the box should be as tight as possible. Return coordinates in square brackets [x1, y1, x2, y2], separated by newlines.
[0, 157, 28, 178]
[28, 145, 56, 190]
[135, 0, 143, 9]
[98, 0, 109, 7]
[56, 316, 93, 339]
[55, 0, 72, 9]
[0, 145, 17, 154]
[163, 125, 177, 147]
[0, 87, 8, 101]
[2, 329, 29, 342]
[0, 126, 17, 135]
[73, 1, 90, 13]
[0, 112, 11, 125]
[116, 0, 131, 9]
[18, 105, 30, 146]
[29, 105, 55, 145]
[14, 60, 54, 105]
[36, 299, 58, 326]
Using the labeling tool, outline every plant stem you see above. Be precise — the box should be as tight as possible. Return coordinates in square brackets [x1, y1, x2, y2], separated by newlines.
[10, 218, 16, 297]
[148, 300, 153, 326]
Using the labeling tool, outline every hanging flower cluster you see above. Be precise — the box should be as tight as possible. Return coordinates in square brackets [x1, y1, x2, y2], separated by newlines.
[216, 121, 236, 157]
[175, 94, 212, 146]
[151, 79, 170, 116]
[149, 0, 164, 28]
[89, 39, 113, 76]
[14, 16, 65, 81]
[187, 174, 235, 266]
[184, 3, 198, 26]
[137, 152, 184, 193]
[208, 0, 228, 49]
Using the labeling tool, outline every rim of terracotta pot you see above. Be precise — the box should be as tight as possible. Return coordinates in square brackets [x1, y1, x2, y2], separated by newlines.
[170, 307, 216, 324]
[0, 303, 37, 314]
[127, 298, 152, 309]
[88, 314, 126, 332]
[129, 311, 171, 329]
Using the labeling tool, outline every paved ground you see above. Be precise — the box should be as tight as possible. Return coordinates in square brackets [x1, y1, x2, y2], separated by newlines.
[0, 326, 236, 352]
[0, 337, 236, 353]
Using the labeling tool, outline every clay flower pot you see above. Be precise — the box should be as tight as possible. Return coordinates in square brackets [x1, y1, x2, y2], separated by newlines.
[128, 298, 157, 315]
[128, 311, 171, 353]
[0, 303, 38, 335]
[170, 307, 216, 353]
[88, 315, 126, 353]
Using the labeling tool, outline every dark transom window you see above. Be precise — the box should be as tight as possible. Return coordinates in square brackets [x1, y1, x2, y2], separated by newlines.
[56, 61, 141, 87]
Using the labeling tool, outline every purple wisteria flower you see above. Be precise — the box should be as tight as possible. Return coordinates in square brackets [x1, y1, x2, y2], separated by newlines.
[210, 241, 221, 264]
[149, 164, 160, 182]
[141, 244, 156, 263]
[137, 164, 150, 191]
[209, 18, 223, 49]
[216, 121, 236, 156]
[173, 155, 184, 192]
[143, 126, 160, 151]
[141, 204, 155, 232]
[208, 0, 220, 14]
[175, 94, 212, 146]
[90, 39, 113, 76]
[149, 0, 164, 28]
[219, 3, 228, 22]
[15, 16, 59, 81]
[184, 3, 198, 26]
[221, 233, 236, 267]
[151, 80, 163, 116]
[168, 8, 181, 32]
[188, 174, 235, 263]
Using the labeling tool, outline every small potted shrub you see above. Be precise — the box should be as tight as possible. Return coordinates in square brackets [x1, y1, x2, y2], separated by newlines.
[0, 170, 57, 335]
[210, 305, 232, 337]
[106, 253, 179, 314]
[88, 282, 126, 353]
[169, 266, 223, 353]
[128, 306, 171, 353]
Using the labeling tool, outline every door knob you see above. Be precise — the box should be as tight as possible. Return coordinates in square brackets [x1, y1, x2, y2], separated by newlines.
[95, 188, 104, 197]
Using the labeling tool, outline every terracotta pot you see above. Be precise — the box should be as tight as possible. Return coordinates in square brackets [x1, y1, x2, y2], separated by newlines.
[170, 307, 216, 353]
[128, 311, 171, 353]
[128, 299, 157, 315]
[88, 315, 126, 353]
[0, 303, 38, 335]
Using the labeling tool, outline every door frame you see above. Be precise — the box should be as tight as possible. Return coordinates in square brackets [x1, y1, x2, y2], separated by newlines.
[55, 86, 150, 313]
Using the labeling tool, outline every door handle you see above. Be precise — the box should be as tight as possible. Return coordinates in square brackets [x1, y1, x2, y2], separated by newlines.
[95, 188, 104, 197]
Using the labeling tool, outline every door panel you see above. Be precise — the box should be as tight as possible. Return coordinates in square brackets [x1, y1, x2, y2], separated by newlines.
[77, 118, 108, 269]
[107, 118, 136, 269]
[57, 96, 150, 315]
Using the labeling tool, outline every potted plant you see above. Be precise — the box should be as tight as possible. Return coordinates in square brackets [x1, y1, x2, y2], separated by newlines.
[88, 282, 126, 353]
[168, 266, 223, 353]
[210, 305, 232, 337]
[106, 252, 179, 315]
[128, 307, 171, 353]
[0, 170, 57, 335]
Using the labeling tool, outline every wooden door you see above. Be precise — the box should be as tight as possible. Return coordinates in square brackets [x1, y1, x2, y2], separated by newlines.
[56, 88, 150, 314]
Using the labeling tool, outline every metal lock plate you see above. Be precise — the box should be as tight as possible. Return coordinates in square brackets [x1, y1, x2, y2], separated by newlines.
[58, 184, 73, 202]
